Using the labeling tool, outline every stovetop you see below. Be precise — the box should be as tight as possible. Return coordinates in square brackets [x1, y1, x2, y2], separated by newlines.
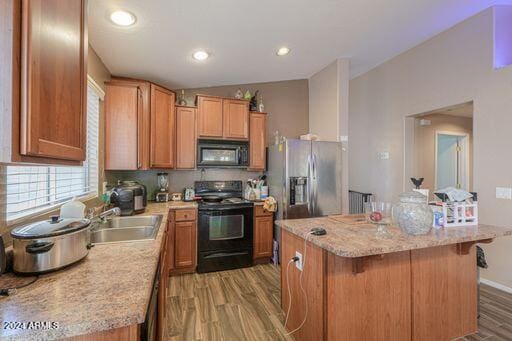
[195, 181, 253, 210]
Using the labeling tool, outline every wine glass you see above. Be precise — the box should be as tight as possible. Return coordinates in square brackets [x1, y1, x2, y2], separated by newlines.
[364, 202, 393, 238]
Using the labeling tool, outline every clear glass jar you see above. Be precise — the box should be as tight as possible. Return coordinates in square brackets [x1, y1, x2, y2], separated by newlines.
[393, 191, 433, 235]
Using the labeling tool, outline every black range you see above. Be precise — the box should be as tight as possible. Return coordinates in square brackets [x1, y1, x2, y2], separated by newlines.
[195, 181, 254, 273]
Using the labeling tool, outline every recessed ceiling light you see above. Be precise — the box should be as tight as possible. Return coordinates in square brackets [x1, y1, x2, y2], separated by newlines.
[193, 50, 209, 61]
[276, 47, 291, 56]
[110, 11, 136, 26]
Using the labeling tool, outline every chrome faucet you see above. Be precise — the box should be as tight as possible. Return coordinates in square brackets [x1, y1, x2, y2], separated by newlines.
[99, 207, 121, 222]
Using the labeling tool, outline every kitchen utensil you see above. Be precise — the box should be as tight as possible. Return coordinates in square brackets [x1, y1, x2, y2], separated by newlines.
[156, 173, 171, 202]
[10, 216, 91, 274]
[183, 188, 195, 202]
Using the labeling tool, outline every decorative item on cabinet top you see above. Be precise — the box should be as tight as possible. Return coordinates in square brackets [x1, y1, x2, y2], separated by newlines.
[177, 89, 187, 106]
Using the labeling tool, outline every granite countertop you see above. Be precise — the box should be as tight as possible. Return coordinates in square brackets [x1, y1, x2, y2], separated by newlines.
[275, 215, 512, 258]
[0, 202, 185, 340]
[146, 200, 198, 211]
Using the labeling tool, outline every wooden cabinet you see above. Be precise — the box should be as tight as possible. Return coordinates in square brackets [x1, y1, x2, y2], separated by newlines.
[105, 81, 148, 170]
[253, 205, 274, 261]
[197, 95, 250, 140]
[176, 106, 197, 169]
[150, 84, 176, 168]
[19, 0, 87, 162]
[105, 78, 177, 170]
[197, 95, 223, 138]
[223, 99, 249, 139]
[168, 208, 198, 274]
[249, 112, 267, 171]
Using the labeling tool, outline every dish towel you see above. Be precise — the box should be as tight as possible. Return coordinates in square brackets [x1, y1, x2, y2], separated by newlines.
[263, 196, 277, 212]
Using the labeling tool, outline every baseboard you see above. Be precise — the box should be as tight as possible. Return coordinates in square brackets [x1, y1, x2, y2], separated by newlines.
[480, 277, 512, 294]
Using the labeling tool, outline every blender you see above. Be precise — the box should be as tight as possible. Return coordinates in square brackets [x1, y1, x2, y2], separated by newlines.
[155, 172, 171, 202]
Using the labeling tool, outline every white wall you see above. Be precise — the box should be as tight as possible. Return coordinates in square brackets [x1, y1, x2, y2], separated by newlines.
[349, 7, 512, 288]
[309, 59, 350, 213]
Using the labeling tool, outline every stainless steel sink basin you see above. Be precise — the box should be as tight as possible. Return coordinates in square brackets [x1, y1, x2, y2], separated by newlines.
[91, 215, 163, 244]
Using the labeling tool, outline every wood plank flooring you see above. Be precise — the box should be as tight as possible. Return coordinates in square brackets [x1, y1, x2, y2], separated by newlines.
[166, 264, 512, 341]
[165, 264, 293, 340]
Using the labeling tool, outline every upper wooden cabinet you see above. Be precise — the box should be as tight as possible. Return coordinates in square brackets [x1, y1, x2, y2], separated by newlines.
[150, 84, 176, 168]
[197, 95, 223, 138]
[105, 83, 142, 170]
[19, 0, 88, 162]
[176, 106, 197, 169]
[249, 112, 267, 171]
[105, 78, 177, 170]
[197, 95, 250, 140]
[223, 99, 249, 139]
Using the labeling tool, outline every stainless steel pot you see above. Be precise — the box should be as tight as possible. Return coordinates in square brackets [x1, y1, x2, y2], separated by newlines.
[10, 216, 92, 274]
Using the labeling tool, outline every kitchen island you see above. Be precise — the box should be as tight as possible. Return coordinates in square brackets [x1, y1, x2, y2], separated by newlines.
[276, 214, 512, 341]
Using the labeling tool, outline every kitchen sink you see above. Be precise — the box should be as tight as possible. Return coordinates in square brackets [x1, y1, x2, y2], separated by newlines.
[91, 215, 163, 244]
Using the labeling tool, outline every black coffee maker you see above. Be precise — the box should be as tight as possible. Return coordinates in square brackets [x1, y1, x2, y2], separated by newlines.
[110, 181, 147, 216]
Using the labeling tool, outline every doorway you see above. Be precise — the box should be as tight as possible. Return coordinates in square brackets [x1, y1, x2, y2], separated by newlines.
[435, 132, 469, 190]
[403, 101, 473, 200]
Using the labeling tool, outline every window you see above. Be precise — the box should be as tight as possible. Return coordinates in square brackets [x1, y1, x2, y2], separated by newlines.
[5, 83, 101, 221]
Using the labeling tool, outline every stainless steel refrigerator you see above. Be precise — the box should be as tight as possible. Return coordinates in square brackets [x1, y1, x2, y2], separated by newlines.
[267, 139, 343, 225]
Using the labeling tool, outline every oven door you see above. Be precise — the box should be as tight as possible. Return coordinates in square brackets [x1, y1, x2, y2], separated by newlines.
[198, 206, 253, 252]
[198, 206, 254, 273]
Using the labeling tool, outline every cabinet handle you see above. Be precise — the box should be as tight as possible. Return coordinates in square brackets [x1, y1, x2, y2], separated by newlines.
[137, 88, 143, 169]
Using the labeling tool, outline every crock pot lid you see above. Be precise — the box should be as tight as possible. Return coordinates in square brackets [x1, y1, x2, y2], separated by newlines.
[11, 218, 91, 239]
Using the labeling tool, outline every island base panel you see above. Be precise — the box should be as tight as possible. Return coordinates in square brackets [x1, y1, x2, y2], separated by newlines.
[281, 229, 327, 341]
[411, 244, 478, 340]
[327, 251, 411, 341]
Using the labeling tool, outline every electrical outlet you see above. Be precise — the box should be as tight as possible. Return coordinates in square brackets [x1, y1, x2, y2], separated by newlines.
[295, 251, 303, 271]
[378, 151, 390, 160]
[496, 187, 512, 200]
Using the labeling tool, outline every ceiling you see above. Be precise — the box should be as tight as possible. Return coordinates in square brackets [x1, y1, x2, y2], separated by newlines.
[89, 0, 511, 89]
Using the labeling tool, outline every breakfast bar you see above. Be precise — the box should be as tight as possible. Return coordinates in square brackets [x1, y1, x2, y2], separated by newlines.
[276, 215, 512, 341]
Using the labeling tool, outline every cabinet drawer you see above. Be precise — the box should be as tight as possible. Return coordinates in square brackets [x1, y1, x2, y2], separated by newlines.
[175, 209, 197, 222]
[254, 205, 272, 217]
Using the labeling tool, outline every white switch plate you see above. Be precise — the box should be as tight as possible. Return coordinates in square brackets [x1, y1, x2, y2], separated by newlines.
[496, 187, 512, 200]
[295, 251, 303, 271]
[378, 151, 390, 160]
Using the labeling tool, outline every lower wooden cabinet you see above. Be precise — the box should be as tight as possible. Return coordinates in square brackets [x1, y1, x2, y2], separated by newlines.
[167, 208, 198, 275]
[253, 205, 274, 261]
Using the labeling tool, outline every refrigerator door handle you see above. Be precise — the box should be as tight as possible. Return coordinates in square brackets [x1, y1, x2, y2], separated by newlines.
[312, 153, 318, 216]
[307, 154, 313, 215]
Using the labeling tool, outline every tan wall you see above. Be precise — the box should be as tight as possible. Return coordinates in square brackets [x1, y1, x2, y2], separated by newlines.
[309, 61, 339, 141]
[349, 7, 512, 287]
[412, 113, 473, 199]
[180, 79, 309, 142]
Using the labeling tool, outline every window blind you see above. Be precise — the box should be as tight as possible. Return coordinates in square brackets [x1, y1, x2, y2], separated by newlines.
[4, 84, 100, 221]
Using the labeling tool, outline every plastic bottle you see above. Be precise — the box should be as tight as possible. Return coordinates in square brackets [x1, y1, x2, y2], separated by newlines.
[60, 197, 86, 219]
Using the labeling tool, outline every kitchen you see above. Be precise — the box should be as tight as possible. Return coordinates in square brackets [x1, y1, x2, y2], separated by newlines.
[2, 1, 512, 340]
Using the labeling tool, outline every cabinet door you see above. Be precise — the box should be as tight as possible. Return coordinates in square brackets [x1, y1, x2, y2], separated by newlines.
[223, 99, 249, 139]
[20, 0, 87, 161]
[197, 96, 223, 138]
[105, 83, 141, 170]
[254, 215, 274, 259]
[174, 221, 197, 269]
[167, 216, 175, 273]
[150, 84, 176, 168]
[176, 107, 197, 169]
[249, 112, 267, 170]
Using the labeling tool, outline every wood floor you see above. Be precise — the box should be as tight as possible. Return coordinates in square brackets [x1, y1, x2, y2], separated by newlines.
[165, 264, 293, 340]
[166, 264, 512, 341]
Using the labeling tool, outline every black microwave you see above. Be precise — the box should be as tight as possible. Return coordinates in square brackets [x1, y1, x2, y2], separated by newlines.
[197, 139, 249, 168]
